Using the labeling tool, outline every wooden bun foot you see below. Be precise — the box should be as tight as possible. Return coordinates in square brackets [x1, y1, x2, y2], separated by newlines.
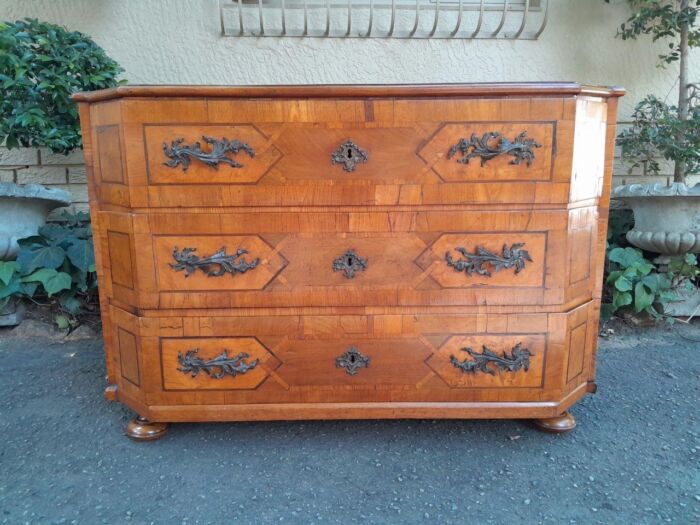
[126, 416, 169, 441]
[533, 411, 576, 433]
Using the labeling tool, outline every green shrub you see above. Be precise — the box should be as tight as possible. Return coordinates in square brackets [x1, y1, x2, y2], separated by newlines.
[0, 18, 124, 153]
[602, 247, 676, 321]
[0, 212, 98, 329]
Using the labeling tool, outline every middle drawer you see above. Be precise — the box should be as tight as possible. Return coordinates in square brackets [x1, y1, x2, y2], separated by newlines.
[98, 207, 598, 310]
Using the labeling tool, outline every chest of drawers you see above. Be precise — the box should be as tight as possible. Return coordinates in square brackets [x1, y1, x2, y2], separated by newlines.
[74, 83, 624, 440]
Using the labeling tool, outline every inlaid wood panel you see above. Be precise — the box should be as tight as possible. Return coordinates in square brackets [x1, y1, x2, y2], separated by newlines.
[427, 334, 545, 389]
[419, 233, 546, 288]
[96, 125, 124, 184]
[153, 235, 286, 292]
[418, 122, 553, 182]
[161, 337, 279, 391]
[117, 327, 140, 386]
[273, 339, 433, 387]
[144, 124, 282, 184]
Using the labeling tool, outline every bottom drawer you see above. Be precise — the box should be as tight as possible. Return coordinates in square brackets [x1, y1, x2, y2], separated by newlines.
[107, 303, 599, 407]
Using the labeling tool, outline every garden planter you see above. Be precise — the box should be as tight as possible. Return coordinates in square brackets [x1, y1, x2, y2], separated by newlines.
[0, 183, 72, 261]
[611, 183, 700, 264]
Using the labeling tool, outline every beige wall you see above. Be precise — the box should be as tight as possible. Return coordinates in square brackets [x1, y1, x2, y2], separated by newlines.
[1, 0, 698, 210]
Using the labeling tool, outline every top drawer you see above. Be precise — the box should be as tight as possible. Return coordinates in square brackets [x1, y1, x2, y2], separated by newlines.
[84, 95, 610, 209]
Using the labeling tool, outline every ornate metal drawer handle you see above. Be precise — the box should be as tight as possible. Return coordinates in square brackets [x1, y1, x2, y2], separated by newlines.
[163, 136, 254, 172]
[335, 346, 370, 375]
[332, 249, 367, 279]
[170, 246, 259, 277]
[445, 243, 532, 277]
[331, 139, 368, 172]
[447, 131, 541, 167]
[177, 349, 258, 379]
[451, 343, 531, 375]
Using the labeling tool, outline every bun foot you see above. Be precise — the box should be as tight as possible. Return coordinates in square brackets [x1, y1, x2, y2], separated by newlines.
[533, 411, 576, 433]
[126, 416, 169, 441]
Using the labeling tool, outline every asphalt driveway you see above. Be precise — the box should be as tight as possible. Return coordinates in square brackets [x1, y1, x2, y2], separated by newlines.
[0, 322, 698, 524]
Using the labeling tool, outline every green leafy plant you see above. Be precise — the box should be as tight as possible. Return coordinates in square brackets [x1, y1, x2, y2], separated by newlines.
[607, 0, 700, 184]
[0, 211, 98, 329]
[617, 94, 700, 179]
[667, 252, 700, 297]
[602, 247, 677, 320]
[0, 18, 124, 153]
[607, 208, 635, 249]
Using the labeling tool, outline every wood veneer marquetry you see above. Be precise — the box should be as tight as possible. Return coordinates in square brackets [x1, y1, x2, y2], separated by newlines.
[74, 83, 623, 439]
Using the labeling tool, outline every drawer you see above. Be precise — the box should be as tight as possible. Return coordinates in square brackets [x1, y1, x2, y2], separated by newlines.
[107, 302, 599, 406]
[141, 121, 553, 188]
[97, 207, 601, 310]
[86, 96, 609, 208]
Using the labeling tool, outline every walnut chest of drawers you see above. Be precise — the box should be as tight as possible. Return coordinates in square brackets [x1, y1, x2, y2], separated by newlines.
[74, 83, 624, 440]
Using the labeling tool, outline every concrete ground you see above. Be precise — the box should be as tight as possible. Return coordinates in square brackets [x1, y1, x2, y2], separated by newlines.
[0, 321, 698, 525]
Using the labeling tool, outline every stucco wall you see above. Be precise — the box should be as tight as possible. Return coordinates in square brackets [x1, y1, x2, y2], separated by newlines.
[1, 0, 698, 210]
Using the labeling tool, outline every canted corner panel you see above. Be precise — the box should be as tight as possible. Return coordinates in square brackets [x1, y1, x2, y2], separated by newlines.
[160, 337, 280, 391]
[566, 322, 588, 383]
[107, 231, 135, 290]
[418, 122, 554, 182]
[96, 125, 125, 184]
[570, 99, 608, 203]
[427, 334, 546, 389]
[153, 234, 287, 292]
[144, 124, 282, 185]
[568, 227, 593, 285]
[416, 233, 546, 289]
[117, 327, 140, 387]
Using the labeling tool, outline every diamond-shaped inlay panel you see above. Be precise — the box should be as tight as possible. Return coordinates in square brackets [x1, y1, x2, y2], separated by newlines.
[268, 126, 441, 183]
[154, 234, 287, 291]
[427, 334, 546, 389]
[416, 233, 546, 288]
[274, 339, 433, 387]
[161, 337, 280, 390]
[418, 123, 553, 182]
[277, 233, 426, 288]
[145, 125, 282, 184]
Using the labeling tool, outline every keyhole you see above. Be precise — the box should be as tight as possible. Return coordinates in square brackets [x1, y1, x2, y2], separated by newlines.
[346, 148, 353, 159]
[347, 257, 353, 266]
[349, 354, 357, 364]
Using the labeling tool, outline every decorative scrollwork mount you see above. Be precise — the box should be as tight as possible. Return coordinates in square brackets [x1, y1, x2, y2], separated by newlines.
[332, 249, 368, 279]
[170, 246, 259, 277]
[177, 349, 259, 379]
[447, 131, 541, 167]
[331, 139, 368, 172]
[335, 346, 370, 375]
[163, 136, 255, 172]
[451, 343, 531, 375]
[445, 243, 532, 277]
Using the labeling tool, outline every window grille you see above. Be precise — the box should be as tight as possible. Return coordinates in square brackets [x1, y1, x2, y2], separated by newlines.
[219, 0, 549, 39]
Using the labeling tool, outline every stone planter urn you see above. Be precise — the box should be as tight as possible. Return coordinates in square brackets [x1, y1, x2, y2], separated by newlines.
[0, 183, 72, 326]
[611, 183, 700, 264]
[612, 182, 700, 317]
[0, 182, 72, 260]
